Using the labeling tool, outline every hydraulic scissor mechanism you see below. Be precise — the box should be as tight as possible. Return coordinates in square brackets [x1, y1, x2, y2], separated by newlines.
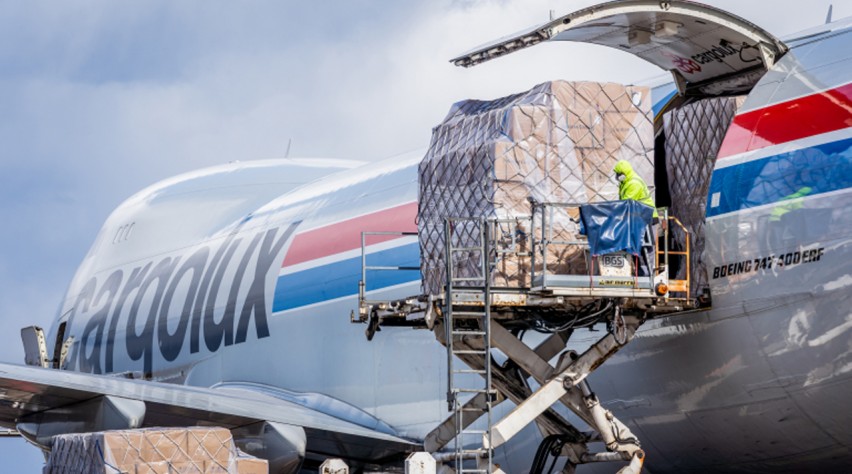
[431, 302, 645, 473]
[355, 209, 700, 472]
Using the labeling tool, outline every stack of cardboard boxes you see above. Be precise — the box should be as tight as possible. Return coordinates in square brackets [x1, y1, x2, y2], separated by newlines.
[43, 427, 268, 474]
[418, 80, 654, 295]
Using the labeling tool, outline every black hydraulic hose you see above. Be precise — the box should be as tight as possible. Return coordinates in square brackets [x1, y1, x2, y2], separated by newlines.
[545, 451, 560, 474]
[529, 435, 554, 473]
[529, 434, 573, 474]
[534, 300, 614, 333]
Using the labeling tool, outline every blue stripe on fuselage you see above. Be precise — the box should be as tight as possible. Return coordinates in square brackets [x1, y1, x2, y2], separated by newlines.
[273, 243, 421, 312]
[652, 88, 677, 118]
[706, 135, 852, 218]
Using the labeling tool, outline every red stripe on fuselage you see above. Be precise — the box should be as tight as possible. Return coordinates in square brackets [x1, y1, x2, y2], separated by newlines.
[718, 82, 852, 159]
[282, 202, 418, 267]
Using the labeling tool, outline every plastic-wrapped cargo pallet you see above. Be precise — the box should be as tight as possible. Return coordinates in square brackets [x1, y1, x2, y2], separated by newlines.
[43, 427, 268, 474]
[663, 96, 744, 299]
[418, 80, 654, 296]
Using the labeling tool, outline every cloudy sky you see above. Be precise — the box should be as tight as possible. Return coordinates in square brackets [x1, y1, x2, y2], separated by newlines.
[0, 0, 847, 470]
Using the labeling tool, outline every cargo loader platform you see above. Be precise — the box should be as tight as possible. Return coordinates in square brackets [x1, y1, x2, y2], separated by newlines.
[353, 204, 696, 473]
[349, 75, 712, 474]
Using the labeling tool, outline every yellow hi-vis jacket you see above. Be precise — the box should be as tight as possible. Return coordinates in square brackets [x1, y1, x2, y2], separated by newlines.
[614, 160, 658, 218]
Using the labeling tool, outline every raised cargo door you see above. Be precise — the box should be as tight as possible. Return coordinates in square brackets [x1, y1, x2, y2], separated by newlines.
[451, 0, 787, 96]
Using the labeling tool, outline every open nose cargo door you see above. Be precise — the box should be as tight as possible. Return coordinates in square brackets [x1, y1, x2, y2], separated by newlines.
[452, 0, 787, 96]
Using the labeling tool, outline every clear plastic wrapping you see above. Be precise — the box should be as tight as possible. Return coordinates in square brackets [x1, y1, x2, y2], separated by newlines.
[418, 80, 654, 295]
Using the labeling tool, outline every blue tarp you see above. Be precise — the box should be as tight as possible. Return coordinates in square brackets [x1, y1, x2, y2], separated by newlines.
[579, 200, 654, 256]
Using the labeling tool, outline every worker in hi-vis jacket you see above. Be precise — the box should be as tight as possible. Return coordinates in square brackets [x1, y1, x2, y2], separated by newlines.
[613, 160, 658, 220]
[614, 159, 660, 277]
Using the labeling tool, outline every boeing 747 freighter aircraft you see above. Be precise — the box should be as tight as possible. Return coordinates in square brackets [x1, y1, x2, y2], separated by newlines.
[0, 1, 849, 473]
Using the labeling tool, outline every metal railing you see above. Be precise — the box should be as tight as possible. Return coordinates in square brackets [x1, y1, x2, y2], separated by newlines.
[354, 201, 693, 326]
[529, 201, 593, 290]
[528, 200, 694, 301]
[656, 209, 691, 300]
[355, 231, 421, 326]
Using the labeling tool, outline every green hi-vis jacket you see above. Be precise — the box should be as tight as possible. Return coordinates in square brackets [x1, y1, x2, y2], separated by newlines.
[614, 160, 658, 218]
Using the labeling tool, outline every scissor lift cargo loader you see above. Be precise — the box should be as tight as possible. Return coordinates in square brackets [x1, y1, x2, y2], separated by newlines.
[354, 204, 693, 474]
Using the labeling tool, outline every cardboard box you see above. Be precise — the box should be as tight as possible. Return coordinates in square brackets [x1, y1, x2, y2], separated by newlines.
[185, 428, 234, 466]
[44, 428, 261, 474]
[235, 458, 269, 474]
[419, 80, 653, 295]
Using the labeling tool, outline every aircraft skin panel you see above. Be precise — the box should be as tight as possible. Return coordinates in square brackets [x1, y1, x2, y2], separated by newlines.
[250, 150, 421, 224]
[550, 9, 769, 81]
[245, 289, 444, 437]
[651, 82, 679, 120]
[61, 159, 363, 302]
[706, 29, 852, 221]
[736, 27, 852, 113]
[567, 287, 852, 471]
[707, 131, 852, 218]
[718, 83, 852, 158]
[587, 211, 852, 470]
[275, 241, 419, 312]
[712, 127, 852, 171]
[281, 201, 418, 267]
[275, 200, 419, 312]
[216, 157, 441, 438]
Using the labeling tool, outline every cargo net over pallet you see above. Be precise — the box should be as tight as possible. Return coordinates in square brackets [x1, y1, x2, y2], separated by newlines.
[663, 96, 744, 300]
[43, 427, 267, 474]
[418, 80, 654, 297]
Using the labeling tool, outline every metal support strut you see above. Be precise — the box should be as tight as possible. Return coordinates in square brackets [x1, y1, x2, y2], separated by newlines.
[433, 302, 647, 472]
[486, 309, 644, 468]
[434, 216, 648, 473]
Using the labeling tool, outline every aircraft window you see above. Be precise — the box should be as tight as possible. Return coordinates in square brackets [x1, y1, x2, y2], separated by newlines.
[710, 192, 721, 208]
